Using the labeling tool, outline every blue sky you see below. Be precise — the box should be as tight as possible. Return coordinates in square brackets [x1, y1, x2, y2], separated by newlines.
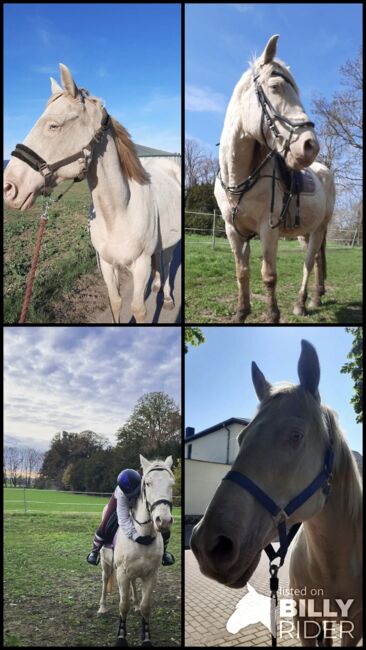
[4, 327, 181, 451]
[185, 327, 362, 453]
[185, 3, 362, 156]
[4, 3, 181, 158]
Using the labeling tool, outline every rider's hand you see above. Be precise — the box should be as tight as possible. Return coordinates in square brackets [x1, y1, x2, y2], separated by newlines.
[135, 535, 155, 545]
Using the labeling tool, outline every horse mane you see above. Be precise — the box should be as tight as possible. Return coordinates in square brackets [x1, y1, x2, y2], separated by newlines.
[110, 117, 150, 185]
[46, 90, 150, 185]
[321, 405, 363, 524]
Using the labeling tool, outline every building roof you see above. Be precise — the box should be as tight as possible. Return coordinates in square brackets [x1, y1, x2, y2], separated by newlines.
[135, 144, 180, 157]
[184, 417, 249, 443]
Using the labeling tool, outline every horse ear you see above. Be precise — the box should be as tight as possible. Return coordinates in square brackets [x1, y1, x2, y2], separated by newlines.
[50, 77, 63, 95]
[297, 340, 320, 399]
[59, 63, 78, 99]
[139, 455, 150, 473]
[260, 34, 279, 65]
[252, 361, 271, 401]
[164, 455, 173, 469]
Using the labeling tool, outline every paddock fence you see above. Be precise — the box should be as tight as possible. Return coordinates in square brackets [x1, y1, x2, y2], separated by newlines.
[185, 210, 363, 249]
[4, 487, 181, 515]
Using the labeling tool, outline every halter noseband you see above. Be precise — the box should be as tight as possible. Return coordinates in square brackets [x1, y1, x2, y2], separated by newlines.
[10, 108, 110, 186]
[223, 445, 334, 566]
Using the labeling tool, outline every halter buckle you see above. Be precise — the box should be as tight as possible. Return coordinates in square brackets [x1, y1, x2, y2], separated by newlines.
[272, 509, 288, 526]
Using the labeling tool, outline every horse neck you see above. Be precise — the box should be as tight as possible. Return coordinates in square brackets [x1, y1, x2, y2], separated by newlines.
[87, 133, 131, 223]
[302, 468, 362, 578]
[219, 85, 268, 187]
[132, 494, 154, 536]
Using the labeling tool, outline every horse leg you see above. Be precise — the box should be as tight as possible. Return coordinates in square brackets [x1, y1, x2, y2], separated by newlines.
[98, 549, 112, 614]
[130, 253, 151, 323]
[131, 578, 140, 612]
[309, 230, 327, 309]
[139, 571, 158, 647]
[161, 247, 175, 310]
[116, 567, 130, 647]
[294, 228, 325, 316]
[226, 226, 251, 322]
[151, 254, 161, 293]
[260, 228, 280, 323]
[99, 257, 122, 323]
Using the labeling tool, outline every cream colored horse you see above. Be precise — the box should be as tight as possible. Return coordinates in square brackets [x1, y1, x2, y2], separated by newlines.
[215, 35, 335, 323]
[99, 455, 174, 647]
[3, 64, 181, 323]
[191, 341, 362, 646]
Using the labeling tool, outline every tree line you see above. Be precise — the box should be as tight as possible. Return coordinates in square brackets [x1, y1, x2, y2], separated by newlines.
[4, 392, 181, 499]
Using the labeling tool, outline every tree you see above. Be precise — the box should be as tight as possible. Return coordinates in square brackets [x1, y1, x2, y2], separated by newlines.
[39, 430, 107, 488]
[185, 327, 205, 353]
[116, 392, 181, 465]
[341, 327, 363, 423]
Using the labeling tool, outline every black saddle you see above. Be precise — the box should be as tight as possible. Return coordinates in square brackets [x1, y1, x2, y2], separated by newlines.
[275, 154, 316, 195]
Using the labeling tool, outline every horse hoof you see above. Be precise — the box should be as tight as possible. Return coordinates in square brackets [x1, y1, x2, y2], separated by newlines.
[141, 641, 153, 647]
[163, 298, 175, 311]
[293, 305, 306, 316]
[152, 283, 160, 293]
[116, 638, 129, 647]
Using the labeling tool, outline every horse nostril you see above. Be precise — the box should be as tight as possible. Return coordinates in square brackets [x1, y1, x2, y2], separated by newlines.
[156, 516, 161, 524]
[209, 535, 235, 562]
[169, 517, 173, 525]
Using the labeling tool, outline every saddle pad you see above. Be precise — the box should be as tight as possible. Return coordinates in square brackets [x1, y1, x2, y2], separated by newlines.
[104, 531, 118, 550]
[295, 168, 316, 194]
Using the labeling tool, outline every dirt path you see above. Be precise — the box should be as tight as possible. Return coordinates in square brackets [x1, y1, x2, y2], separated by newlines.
[52, 245, 181, 324]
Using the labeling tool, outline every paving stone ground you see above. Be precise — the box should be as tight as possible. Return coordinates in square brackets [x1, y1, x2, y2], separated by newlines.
[185, 547, 344, 647]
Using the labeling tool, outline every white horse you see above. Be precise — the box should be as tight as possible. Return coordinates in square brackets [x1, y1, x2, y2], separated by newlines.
[3, 64, 181, 323]
[214, 35, 335, 322]
[98, 455, 175, 647]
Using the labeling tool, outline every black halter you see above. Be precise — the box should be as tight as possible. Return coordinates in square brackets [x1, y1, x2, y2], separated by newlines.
[10, 109, 110, 186]
[218, 67, 315, 234]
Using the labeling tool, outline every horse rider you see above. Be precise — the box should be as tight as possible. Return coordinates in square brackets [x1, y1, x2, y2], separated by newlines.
[86, 468, 175, 566]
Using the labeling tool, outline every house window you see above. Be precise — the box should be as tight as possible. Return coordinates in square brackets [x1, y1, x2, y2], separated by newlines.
[188, 444, 192, 459]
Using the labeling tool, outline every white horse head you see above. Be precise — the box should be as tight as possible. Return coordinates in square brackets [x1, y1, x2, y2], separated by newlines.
[226, 583, 274, 636]
[140, 454, 175, 533]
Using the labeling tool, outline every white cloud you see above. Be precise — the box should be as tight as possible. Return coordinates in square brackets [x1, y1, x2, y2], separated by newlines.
[186, 85, 226, 113]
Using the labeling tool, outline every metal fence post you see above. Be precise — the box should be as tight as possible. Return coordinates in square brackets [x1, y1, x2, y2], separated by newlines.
[23, 486, 27, 514]
[212, 210, 216, 250]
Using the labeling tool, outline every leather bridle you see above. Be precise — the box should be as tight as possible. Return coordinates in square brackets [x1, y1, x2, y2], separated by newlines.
[10, 99, 110, 188]
[131, 466, 173, 527]
[218, 66, 316, 234]
[252, 69, 315, 157]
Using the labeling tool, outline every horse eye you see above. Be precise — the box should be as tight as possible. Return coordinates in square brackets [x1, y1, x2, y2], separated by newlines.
[48, 123, 59, 130]
[290, 431, 303, 442]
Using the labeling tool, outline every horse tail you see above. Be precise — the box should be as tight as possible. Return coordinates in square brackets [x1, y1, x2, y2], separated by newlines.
[321, 229, 327, 281]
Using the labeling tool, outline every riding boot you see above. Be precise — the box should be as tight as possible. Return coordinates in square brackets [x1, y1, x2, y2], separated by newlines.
[161, 531, 175, 566]
[86, 535, 103, 565]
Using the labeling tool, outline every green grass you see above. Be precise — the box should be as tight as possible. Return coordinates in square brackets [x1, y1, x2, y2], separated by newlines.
[185, 235, 362, 323]
[4, 180, 97, 323]
[4, 510, 181, 646]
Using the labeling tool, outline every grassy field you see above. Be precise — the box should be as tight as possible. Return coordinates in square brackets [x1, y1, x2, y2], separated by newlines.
[4, 505, 181, 647]
[185, 235, 362, 323]
[3, 180, 106, 324]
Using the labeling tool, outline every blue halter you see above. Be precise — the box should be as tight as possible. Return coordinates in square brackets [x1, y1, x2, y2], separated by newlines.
[223, 446, 334, 566]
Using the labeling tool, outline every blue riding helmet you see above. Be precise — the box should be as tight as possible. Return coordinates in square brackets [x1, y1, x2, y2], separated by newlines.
[117, 469, 141, 498]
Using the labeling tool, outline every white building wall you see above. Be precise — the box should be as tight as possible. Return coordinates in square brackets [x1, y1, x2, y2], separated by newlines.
[185, 422, 245, 464]
[185, 459, 231, 516]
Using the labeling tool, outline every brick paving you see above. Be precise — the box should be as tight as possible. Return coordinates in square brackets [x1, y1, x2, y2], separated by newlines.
[185, 548, 343, 647]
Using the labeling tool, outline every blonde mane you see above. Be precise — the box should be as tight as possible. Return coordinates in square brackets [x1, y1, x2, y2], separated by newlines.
[46, 90, 150, 185]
